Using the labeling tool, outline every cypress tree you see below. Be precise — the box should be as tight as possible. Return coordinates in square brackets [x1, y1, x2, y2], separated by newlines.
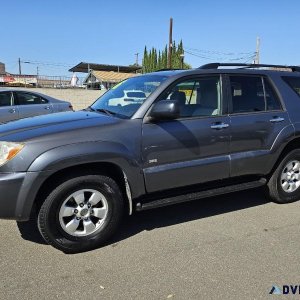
[158, 50, 162, 70]
[143, 46, 148, 73]
[142, 40, 190, 72]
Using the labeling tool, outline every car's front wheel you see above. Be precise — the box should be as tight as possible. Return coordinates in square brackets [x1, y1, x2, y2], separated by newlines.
[37, 175, 124, 253]
[267, 149, 300, 203]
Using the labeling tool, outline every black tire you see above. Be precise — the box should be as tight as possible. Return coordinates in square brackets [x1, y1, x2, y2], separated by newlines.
[37, 175, 124, 253]
[267, 149, 300, 203]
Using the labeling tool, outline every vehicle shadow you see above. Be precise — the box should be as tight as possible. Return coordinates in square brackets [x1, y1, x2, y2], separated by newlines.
[110, 188, 269, 244]
[16, 188, 269, 247]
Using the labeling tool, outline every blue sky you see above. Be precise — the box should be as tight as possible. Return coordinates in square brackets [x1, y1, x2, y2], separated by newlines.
[2, 0, 300, 76]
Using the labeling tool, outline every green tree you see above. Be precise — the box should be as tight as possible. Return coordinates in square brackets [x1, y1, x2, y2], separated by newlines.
[158, 50, 162, 70]
[142, 40, 191, 73]
[142, 46, 149, 73]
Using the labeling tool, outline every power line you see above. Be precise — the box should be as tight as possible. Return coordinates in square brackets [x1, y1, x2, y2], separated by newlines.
[185, 46, 255, 56]
[184, 50, 214, 60]
[184, 49, 256, 63]
[20, 59, 75, 68]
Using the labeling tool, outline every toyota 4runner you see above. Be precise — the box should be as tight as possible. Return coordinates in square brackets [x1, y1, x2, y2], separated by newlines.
[1, 63, 300, 253]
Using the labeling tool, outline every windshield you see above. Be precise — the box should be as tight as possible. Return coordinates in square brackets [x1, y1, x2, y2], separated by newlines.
[90, 75, 168, 118]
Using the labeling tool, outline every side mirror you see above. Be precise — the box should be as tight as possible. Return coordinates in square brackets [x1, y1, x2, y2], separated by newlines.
[149, 100, 180, 120]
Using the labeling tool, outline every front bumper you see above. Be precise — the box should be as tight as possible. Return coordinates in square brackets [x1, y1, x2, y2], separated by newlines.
[0, 172, 26, 220]
[0, 170, 51, 221]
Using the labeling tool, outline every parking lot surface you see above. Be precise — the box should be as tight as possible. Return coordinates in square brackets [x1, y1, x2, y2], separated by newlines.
[1, 188, 300, 299]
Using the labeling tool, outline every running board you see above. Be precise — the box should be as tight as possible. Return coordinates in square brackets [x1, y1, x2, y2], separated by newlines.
[136, 178, 267, 211]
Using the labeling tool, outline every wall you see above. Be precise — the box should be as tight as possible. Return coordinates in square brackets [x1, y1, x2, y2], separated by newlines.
[5, 87, 106, 110]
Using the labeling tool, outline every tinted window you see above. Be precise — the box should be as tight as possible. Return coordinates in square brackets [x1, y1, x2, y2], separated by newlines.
[16, 92, 47, 105]
[0, 92, 12, 107]
[282, 76, 300, 97]
[263, 78, 282, 110]
[159, 76, 221, 118]
[230, 76, 265, 113]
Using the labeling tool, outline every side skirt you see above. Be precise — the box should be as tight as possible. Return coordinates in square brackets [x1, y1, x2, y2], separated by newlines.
[136, 178, 267, 211]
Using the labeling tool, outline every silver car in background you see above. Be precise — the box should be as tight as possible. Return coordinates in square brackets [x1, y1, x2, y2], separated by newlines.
[0, 88, 73, 122]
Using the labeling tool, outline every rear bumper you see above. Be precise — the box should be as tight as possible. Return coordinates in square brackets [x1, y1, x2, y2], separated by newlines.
[0, 172, 26, 220]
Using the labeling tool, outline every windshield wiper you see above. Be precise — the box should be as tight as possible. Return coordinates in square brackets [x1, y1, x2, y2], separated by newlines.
[83, 107, 94, 111]
[95, 108, 116, 116]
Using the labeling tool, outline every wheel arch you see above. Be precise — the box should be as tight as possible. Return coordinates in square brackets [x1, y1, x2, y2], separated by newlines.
[33, 162, 134, 217]
[269, 137, 300, 177]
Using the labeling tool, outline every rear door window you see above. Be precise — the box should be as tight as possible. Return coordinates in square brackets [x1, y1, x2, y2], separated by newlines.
[263, 78, 282, 111]
[15, 92, 48, 105]
[229, 76, 282, 113]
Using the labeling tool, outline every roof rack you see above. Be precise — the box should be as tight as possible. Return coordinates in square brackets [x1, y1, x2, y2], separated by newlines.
[199, 63, 300, 72]
[154, 68, 183, 72]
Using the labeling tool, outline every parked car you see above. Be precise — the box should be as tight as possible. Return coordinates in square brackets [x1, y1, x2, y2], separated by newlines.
[1, 63, 300, 253]
[108, 90, 147, 106]
[0, 89, 73, 122]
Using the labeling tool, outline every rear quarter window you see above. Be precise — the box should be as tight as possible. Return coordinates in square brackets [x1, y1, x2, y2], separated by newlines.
[282, 76, 300, 97]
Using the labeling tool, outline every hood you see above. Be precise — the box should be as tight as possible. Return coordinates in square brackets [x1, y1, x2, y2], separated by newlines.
[0, 110, 120, 142]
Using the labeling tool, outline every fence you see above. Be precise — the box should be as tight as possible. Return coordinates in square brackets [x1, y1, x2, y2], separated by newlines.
[0, 75, 86, 89]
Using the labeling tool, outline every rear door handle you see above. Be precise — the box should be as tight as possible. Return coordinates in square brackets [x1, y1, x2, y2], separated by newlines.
[9, 108, 16, 114]
[270, 117, 284, 123]
[210, 123, 229, 130]
[44, 105, 51, 110]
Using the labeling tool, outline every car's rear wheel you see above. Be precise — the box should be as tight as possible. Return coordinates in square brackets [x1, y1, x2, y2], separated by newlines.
[267, 150, 300, 203]
[37, 175, 124, 253]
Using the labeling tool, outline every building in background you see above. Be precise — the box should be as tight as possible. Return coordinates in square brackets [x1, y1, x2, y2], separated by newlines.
[69, 62, 141, 89]
[0, 61, 38, 86]
[0, 61, 141, 89]
[0, 62, 5, 75]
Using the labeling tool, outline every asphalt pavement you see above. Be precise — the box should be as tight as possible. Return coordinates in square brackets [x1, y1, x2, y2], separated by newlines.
[1, 188, 300, 300]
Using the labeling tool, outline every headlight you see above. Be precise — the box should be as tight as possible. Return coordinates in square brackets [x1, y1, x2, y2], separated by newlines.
[0, 142, 24, 167]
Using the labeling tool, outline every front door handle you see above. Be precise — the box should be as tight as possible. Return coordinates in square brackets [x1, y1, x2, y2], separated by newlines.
[210, 123, 229, 130]
[270, 117, 284, 123]
[44, 106, 51, 110]
[9, 108, 16, 114]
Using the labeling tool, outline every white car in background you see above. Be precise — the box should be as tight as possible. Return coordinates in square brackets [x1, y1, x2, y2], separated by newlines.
[108, 90, 146, 106]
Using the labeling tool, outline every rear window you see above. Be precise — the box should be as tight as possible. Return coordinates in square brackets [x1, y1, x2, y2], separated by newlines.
[282, 76, 300, 97]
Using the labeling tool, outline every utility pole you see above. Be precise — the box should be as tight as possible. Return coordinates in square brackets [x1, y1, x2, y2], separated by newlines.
[255, 37, 260, 64]
[18, 58, 21, 75]
[167, 17, 173, 69]
[36, 66, 39, 87]
[135, 53, 139, 66]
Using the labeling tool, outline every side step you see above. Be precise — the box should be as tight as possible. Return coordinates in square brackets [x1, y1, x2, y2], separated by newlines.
[136, 178, 267, 211]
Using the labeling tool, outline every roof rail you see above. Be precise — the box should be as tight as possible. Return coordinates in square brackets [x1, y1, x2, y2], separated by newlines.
[154, 68, 183, 72]
[199, 63, 300, 72]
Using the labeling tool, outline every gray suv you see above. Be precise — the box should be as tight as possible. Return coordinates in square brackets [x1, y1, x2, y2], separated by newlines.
[1, 63, 300, 253]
